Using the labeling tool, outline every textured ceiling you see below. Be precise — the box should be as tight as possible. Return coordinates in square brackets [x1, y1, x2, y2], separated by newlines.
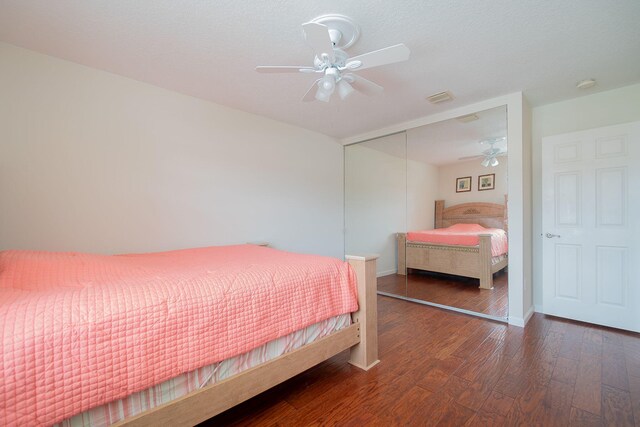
[1, 1, 639, 139]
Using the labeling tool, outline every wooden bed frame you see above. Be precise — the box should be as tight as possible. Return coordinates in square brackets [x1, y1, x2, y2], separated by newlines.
[397, 197, 508, 290]
[115, 254, 379, 426]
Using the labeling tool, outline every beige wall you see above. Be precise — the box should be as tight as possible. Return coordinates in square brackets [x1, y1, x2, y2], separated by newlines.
[407, 159, 439, 231]
[0, 43, 345, 257]
[532, 83, 640, 308]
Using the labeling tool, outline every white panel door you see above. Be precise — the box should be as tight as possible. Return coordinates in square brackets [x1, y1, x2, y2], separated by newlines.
[542, 121, 640, 332]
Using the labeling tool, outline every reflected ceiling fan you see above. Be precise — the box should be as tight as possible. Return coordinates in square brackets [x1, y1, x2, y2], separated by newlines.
[256, 14, 410, 102]
[459, 137, 507, 167]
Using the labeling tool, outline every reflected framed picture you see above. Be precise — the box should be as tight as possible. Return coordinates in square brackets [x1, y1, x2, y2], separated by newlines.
[456, 176, 472, 193]
[478, 173, 495, 191]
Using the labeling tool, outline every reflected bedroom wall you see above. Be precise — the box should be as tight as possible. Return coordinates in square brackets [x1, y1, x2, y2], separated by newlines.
[344, 134, 406, 276]
[437, 159, 508, 206]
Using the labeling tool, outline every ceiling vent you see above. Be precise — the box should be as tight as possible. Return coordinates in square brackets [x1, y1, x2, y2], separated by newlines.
[426, 91, 453, 104]
[576, 78, 596, 90]
[456, 113, 479, 123]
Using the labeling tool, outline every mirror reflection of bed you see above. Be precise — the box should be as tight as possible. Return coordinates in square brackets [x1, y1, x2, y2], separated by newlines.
[381, 197, 509, 318]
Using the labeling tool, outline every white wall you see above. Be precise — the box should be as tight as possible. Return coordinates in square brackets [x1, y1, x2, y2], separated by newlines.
[531, 83, 640, 308]
[0, 43, 344, 257]
[437, 159, 508, 207]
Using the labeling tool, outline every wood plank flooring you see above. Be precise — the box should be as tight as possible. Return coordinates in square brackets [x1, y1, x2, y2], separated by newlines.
[202, 296, 639, 426]
[378, 269, 508, 318]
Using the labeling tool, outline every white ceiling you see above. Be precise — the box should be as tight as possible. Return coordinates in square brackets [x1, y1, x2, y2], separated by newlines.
[1, 1, 639, 139]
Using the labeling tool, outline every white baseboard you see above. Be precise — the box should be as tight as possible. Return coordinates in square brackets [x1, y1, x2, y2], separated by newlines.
[508, 316, 525, 328]
[376, 269, 397, 278]
[534, 304, 543, 313]
[524, 305, 535, 324]
[508, 305, 536, 328]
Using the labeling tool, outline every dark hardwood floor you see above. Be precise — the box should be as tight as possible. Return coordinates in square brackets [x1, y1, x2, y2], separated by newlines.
[378, 269, 509, 318]
[204, 296, 639, 426]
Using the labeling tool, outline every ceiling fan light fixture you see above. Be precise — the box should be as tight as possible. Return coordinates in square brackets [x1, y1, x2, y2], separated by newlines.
[315, 86, 331, 102]
[320, 75, 336, 93]
[490, 157, 499, 167]
[337, 79, 354, 100]
[481, 158, 491, 167]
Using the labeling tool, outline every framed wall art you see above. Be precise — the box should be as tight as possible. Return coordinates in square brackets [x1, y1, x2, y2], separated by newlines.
[456, 176, 472, 193]
[478, 173, 495, 191]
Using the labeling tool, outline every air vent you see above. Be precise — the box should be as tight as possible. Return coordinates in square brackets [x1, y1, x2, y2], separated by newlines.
[456, 113, 479, 123]
[576, 78, 596, 90]
[426, 91, 453, 104]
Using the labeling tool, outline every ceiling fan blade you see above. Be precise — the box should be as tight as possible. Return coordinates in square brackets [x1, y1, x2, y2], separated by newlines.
[345, 74, 384, 96]
[302, 22, 335, 62]
[347, 44, 410, 71]
[302, 79, 321, 102]
[458, 155, 485, 161]
[255, 66, 317, 73]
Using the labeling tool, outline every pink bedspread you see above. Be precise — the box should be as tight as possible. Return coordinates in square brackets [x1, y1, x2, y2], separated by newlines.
[407, 223, 508, 257]
[0, 245, 358, 426]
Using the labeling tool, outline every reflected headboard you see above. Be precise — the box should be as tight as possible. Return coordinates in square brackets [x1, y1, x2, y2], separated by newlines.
[435, 195, 508, 231]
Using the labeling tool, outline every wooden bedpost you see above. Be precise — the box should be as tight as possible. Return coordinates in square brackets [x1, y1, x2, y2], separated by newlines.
[478, 235, 493, 290]
[346, 254, 380, 371]
[435, 200, 445, 228]
[396, 233, 407, 275]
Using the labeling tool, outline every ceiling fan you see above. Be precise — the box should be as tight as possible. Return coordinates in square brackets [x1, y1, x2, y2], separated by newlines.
[256, 14, 410, 102]
[459, 137, 507, 167]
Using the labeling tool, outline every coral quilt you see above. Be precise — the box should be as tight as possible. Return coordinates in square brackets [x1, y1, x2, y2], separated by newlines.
[0, 245, 358, 425]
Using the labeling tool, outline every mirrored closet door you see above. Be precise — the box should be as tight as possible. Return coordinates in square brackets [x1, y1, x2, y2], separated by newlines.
[344, 106, 509, 322]
[345, 132, 407, 298]
[404, 106, 509, 320]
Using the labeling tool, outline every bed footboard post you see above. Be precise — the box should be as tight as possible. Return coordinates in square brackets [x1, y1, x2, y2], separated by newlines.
[435, 200, 445, 228]
[346, 254, 380, 371]
[397, 233, 407, 275]
[478, 234, 493, 290]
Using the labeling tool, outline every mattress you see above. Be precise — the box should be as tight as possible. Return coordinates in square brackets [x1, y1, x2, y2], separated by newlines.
[407, 223, 508, 257]
[0, 245, 358, 426]
[55, 314, 351, 427]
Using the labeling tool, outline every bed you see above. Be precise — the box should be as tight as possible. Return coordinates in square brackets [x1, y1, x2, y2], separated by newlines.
[0, 244, 378, 426]
[397, 198, 508, 290]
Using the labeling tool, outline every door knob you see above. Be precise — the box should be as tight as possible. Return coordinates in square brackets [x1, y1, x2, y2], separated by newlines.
[545, 233, 561, 238]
